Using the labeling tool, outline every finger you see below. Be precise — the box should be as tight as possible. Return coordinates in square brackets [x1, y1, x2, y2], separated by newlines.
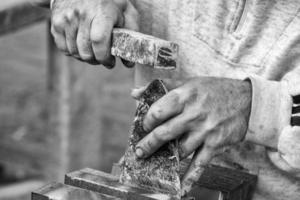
[90, 3, 124, 68]
[51, 16, 68, 53]
[181, 146, 214, 197]
[131, 85, 147, 99]
[143, 90, 184, 132]
[162, 79, 185, 91]
[90, 13, 117, 68]
[77, 12, 98, 64]
[121, 59, 135, 68]
[117, 2, 139, 68]
[64, 10, 80, 56]
[51, 28, 68, 53]
[178, 131, 206, 160]
[136, 114, 189, 158]
[131, 79, 185, 101]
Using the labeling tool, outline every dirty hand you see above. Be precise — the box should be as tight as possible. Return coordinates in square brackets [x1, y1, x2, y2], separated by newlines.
[132, 77, 252, 196]
[51, 0, 139, 67]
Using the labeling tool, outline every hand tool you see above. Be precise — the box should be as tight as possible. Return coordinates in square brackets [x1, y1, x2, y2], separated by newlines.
[111, 28, 179, 69]
[111, 30, 181, 198]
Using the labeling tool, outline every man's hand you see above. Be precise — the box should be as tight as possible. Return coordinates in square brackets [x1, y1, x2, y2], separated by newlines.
[51, 0, 139, 68]
[132, 77, 252, 196]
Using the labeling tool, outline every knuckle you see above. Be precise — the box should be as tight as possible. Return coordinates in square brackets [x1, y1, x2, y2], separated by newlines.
[152, 127, 171, 143]
[65, 10, 76, 22]
[90, 32, 107, 44]
[168, 90, 181, 104]
[52, 15, 67, 29]
[152, 130, 166, 143]
[149, 106, 164, 121]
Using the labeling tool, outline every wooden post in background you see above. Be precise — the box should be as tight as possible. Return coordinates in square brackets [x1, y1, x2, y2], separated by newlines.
[46, 21, 70, 181]
[0, 0, 133, 187]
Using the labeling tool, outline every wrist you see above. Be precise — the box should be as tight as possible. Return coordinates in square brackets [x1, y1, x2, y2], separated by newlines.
[244, 76, 292, 148]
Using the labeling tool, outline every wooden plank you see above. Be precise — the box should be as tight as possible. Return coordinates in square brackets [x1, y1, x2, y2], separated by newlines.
[194, 165, 257, 200]
[0, 0, 50, 36]
[0, 179, 44, 199]
[64, 168, 173, 200]
[32, 182, 120, 200]
[115, 161, 256, 200]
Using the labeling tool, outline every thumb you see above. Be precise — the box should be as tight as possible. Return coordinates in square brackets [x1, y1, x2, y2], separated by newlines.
[181, 146, 214, 197]
[131, 85, 148, 100]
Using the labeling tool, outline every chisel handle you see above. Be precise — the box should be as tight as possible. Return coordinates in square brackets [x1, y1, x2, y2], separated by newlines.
[111, 28, 179, 69]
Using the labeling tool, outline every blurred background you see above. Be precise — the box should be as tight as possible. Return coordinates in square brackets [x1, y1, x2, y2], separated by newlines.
[0, 0, 136, 199]
[0, 1, 219, 200]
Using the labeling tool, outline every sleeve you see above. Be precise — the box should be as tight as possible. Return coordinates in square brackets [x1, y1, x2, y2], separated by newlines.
[244, 33, 300, 173]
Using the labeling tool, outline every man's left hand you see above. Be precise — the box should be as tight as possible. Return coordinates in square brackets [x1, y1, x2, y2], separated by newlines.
[131, 77, 252, 196]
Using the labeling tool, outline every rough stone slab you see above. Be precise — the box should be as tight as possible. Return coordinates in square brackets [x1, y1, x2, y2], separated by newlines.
[120, 80, 180, 199]
[32, 182, 120, 200]
[111, 28, 179, 69]
[65, 168, 173, 200]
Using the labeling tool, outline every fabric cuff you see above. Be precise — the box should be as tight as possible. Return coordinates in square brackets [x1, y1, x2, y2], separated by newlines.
[268, 126, 300, 174]
[245, 76, 292, 149]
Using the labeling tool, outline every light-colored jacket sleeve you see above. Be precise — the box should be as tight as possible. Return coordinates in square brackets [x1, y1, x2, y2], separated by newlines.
[245, 63, 300, 174]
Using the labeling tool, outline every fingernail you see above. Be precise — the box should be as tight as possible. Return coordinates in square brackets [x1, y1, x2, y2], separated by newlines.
[130, 88, 138, 95]
[131, 88, 142, 99]
[181, 183, 191, 197]
[135, 147, 144, 158]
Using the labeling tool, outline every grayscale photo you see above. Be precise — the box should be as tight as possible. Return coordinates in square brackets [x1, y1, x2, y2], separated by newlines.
[0, 0, 299, 200]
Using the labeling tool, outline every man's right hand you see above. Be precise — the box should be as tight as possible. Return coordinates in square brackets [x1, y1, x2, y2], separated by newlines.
[51, 0, 139, 68]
